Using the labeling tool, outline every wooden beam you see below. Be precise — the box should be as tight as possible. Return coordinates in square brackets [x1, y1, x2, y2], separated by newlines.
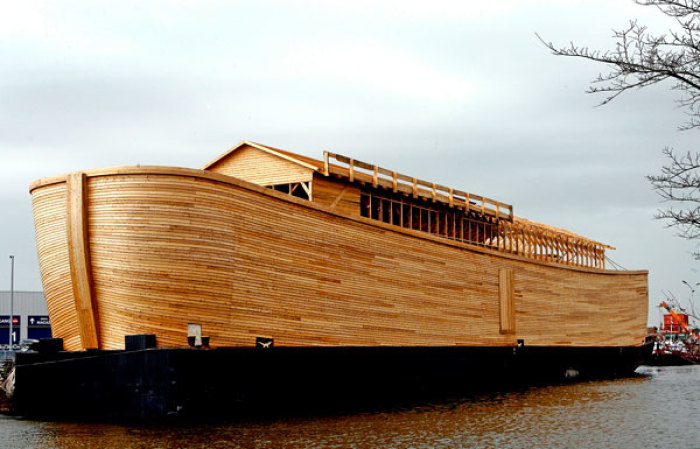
[499, 268, 516, 334]
[66, 172, 99, 350]
[300, 181, 312, 200]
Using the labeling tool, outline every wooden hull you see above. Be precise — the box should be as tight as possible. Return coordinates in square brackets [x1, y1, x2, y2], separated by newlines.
[30, 167, 649, 351]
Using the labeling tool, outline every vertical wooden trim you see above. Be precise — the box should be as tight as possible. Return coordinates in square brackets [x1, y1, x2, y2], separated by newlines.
[499, 268, 515, 334]
[323, 151, 329, 176]
[67, 172, 99, 349]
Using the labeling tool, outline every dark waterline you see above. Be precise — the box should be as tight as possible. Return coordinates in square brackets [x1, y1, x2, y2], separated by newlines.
[0, 365, 698, 448]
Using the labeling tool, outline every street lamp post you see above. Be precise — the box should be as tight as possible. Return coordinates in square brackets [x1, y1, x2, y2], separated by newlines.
[683, 280, 695, 307]
[8, 255, 14, 353]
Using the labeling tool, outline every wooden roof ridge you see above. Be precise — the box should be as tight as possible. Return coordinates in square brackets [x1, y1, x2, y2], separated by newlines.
[249, 141, 326, 170]
[202, 140, 323, 172]
[513, 216, 613, 249]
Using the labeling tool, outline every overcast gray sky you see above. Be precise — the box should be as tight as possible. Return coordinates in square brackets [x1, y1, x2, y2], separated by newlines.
[1, 0, 697, 325]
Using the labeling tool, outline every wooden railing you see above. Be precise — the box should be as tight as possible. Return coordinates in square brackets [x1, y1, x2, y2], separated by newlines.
[323, 152, 608, 269]
[324, 151, 514, 221]
[494, 220, 607, 269]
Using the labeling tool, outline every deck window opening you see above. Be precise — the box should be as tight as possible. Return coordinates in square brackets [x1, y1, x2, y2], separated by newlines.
[452, 213, 457, 240]
[468, 220, 478, 243]
[446, 211, 452, 240]
[371, 195, 380, 220]
[475, 219, 480, 246]
[361, 193, 371, 218]
[446, 212, 451, 239]
[269, 182, 310, 201]
[381, 199, 391, 224]
[448, 212, 452, 238]
[291, 183, 309, 200]
[272, 184, 290, 194]
[392, 201, 401, 226]
[421, 208, 429, 233]
[486, 220, 492, 248]
[450, 212, 454, 238]
[402, 202, 410, 228]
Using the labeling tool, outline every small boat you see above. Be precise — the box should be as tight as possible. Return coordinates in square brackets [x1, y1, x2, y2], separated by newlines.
[648, 303, 700, 365]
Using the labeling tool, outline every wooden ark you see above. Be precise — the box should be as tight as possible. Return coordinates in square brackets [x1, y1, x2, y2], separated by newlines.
[30, 141, 648, 352]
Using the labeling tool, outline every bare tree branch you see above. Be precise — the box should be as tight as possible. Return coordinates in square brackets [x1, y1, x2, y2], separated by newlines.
[537, 3, 700, 129]
[543, 1, 700, 317]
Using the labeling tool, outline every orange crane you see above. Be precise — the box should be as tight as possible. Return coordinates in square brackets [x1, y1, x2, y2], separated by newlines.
[659, 301, 697, 339]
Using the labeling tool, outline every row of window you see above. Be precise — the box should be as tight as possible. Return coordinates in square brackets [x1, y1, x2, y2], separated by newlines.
[360, 191, 499, 248]
[265, 180, 604, 268]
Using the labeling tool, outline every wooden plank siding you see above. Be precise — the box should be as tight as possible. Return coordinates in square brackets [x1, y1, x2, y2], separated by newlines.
[31, 167, 648, 351]
[311, 174, 361, 216]
[31, 182, 83, 351]
[207, 143, 314, 186]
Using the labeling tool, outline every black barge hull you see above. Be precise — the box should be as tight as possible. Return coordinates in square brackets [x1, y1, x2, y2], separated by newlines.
[12, 344, 652, 419]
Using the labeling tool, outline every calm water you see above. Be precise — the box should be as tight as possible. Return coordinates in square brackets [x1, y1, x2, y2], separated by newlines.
[0, 365, 697, 449]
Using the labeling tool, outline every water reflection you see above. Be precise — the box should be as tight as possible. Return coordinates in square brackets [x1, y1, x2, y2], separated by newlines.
[0, 366, 697, 449]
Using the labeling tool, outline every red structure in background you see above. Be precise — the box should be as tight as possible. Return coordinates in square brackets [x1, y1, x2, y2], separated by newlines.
[661, 312, 690, 336]
[653, 302, 699, 365]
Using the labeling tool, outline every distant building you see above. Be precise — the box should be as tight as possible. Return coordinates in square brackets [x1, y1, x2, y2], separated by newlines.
[0, 291, 51, 350]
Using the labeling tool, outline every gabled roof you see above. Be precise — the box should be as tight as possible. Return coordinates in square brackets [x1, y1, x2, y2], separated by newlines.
[203, 140, 324, 172]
